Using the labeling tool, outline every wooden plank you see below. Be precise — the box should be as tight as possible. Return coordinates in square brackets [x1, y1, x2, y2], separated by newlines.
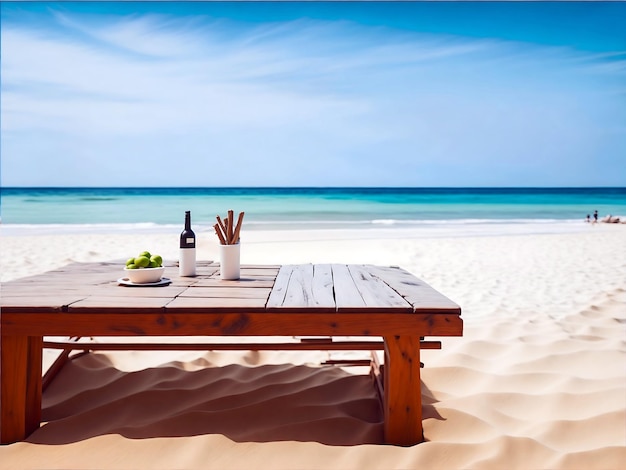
[0, 295, 87, 312]
[25, 336, 43, 435]
[236, 264, 281, 270]
[1, 335, 42, 444]
[0, 287, 89, 297]
[284, 264, 315, 307]
[370, 351, 384, 411]
[311, 264, 336, 307]
[4, 273, 189, 291]
[238, 267, 280, 277]
[384, 335, 423, 445]
[322, 359, 372, 366]
[42, 345, 74, 392]
[178, 287, 271, 299]
[332, 264, 412, 313]
[189, 265, 220, 276]
[348, 265, 412, 310]
[68, 296, 173, 311]
[191, 278, 275, 288]
[1, 336, 30, 441]
[165, 297, 269, 310]
[366, 265, 461, 313]
[100, 286, 189, 298]
[2, 312, 462, 337]
[182, 265, 276, 279]
[42, 340, 389, 351]
[267, 264, 336, 310]
[266, 264, 294, 308]
[10, 266, 110, 279]
[332, 264, 366, 310]
[40, 339, 442, 352]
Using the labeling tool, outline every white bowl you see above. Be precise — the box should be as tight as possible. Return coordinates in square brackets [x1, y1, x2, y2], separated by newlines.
[123, 266, 165, 284]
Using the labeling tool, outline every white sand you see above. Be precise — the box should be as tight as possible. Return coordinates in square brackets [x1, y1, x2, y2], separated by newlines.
[1, 226, 625, 469]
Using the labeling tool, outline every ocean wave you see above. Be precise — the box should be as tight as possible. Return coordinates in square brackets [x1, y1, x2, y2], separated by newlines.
[78, 197, 119, 201]
[0, 218, 592, 237]
[371, 218, 582, 225]
[245, 218, 584, 226]
[0, 222, 179, 236]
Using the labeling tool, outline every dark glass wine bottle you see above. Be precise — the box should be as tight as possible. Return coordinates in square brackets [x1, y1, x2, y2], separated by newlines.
[179, 210, 196, 276]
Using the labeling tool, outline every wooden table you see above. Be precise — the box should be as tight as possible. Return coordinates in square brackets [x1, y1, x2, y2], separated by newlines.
[1, 261, 462, 446]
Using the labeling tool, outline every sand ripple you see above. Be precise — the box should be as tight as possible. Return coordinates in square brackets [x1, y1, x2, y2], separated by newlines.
[37, 352, 383, 446]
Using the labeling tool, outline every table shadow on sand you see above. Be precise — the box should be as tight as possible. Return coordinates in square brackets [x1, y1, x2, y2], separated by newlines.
[28, 351, 444, 446]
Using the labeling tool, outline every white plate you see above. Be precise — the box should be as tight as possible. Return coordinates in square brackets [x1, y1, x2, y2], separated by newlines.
[117, 277, 172, 287]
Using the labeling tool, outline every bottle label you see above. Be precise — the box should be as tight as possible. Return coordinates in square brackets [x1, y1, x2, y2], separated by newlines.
[186, 238, 195, 243]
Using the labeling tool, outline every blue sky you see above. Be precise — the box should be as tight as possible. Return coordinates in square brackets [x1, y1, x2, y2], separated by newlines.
[1, 1, 625, 187]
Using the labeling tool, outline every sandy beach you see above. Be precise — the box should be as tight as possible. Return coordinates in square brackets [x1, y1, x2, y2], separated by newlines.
[1, 225, 625, 469]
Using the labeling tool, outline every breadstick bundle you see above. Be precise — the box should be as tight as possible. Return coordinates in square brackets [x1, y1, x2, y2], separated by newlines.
[214, 210, 244, 245]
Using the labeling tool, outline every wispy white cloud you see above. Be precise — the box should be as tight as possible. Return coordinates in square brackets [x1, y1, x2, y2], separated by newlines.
[1, 8, 625, 186]
[51, 10, 218, 58]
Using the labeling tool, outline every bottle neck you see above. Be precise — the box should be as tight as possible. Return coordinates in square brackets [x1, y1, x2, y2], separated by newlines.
[184, 212, 191, 230]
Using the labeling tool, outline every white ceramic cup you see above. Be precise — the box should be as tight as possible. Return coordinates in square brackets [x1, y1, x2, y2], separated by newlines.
[219, 243, 240, 280]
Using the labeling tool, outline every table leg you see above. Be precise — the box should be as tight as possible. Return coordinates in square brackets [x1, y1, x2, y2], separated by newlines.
[383, 335, 422, 446]
[1, 335, 43, 444]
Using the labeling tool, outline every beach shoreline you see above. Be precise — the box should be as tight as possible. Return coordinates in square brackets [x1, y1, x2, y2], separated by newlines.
[1, 227, 625, 469]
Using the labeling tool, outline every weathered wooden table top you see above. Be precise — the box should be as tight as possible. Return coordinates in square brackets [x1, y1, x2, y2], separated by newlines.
[1, 261, 458, 311]
[1, 261, 462, 337]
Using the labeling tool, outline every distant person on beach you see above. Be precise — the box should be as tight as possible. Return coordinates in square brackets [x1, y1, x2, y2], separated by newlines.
[586, 214, 590, 223]
[593, 210, 598, 223]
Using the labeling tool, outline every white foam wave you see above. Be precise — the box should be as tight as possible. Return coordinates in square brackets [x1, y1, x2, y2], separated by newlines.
[0, 218, 594, 238]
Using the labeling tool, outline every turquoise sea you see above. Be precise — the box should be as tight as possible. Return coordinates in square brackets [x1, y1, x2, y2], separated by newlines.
[1, 187, 625, 237]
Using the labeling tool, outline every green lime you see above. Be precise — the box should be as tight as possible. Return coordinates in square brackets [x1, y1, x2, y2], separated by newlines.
[139, 251, 151, 259]
[148, 260, 158, 268]
[134, 256, 150, 268]
[126, 257, 135, 267]
[126, 263, 138, 269]
[150, 254, 163, 267]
